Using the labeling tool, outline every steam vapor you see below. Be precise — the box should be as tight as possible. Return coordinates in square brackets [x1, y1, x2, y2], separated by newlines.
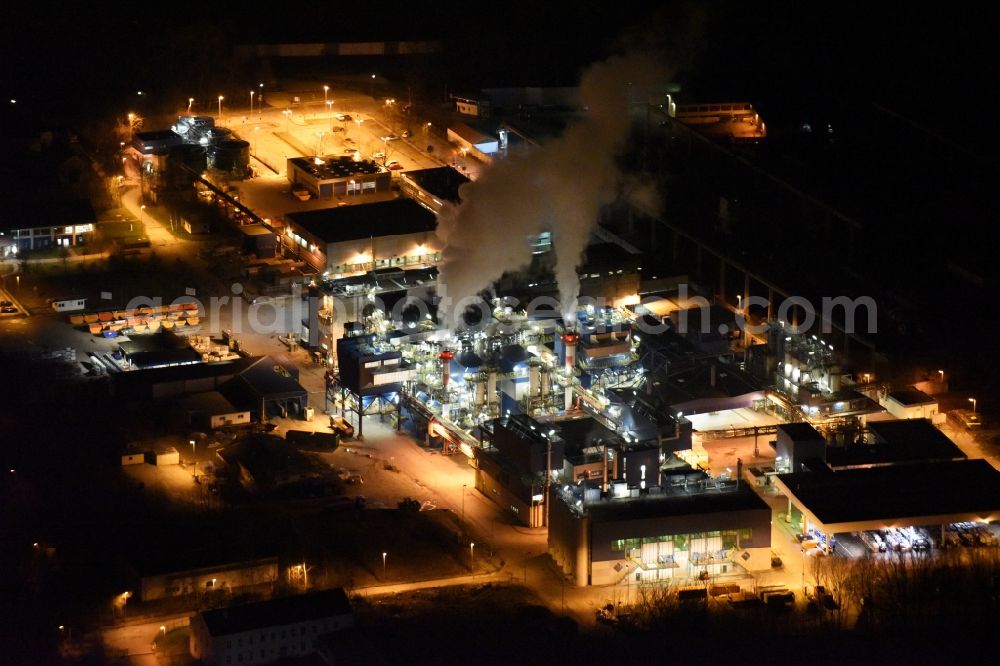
[434, 51, 668, 328]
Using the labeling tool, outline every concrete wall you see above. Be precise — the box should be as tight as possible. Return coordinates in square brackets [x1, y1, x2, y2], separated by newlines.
[142, 558, 278, 602]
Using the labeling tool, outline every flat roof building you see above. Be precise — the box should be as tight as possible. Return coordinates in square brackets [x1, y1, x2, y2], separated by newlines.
[284, 198, 440, 275]
[549, 482, 772, 586]
[398, 166, 470, 213]
[189, 588, 353, 665]
[286, 155, 391, 201]
[775, 458, 1000, 539]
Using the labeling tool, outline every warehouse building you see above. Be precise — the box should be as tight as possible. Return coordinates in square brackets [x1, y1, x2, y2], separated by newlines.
[549, 479, 772, 586]
[283, 198, 440, 275]
[189, 588, 353, 665]
[286, 155, 390, 200]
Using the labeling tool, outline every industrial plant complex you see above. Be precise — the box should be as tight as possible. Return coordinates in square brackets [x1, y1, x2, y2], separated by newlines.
[3, 6, 999, 664]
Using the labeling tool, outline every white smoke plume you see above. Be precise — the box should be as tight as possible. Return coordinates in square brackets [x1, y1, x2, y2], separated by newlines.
[434, 51, 668, 328]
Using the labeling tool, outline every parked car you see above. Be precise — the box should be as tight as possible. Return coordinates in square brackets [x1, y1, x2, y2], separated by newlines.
[380, 134, 400, 142]
[372, 151, 385, 159]
[330, 125, 345, 132]
[1, 306, 17, 314]
[401, 129, 412, 138]
[386, 161, 404, 170]
[346, 473, 364, 485]
[334, 113, 347, 121]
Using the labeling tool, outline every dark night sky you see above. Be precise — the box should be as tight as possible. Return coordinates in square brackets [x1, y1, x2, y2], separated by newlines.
[3, 2, 998, 134]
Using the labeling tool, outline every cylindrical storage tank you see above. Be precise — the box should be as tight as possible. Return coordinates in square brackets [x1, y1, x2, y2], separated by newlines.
[540, 367, 551, 396]
[209, 139, 250, 174]
[474, 378, 486, 406]
[829, 365, 842, 391]
[529, 361, 541, 396]
[486, 369, 498, 405]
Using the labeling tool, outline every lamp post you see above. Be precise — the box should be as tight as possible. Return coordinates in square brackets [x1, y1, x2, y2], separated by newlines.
[160, 625, 166, 640]
[253, 126, 259, 155]
[938, 370, 945, 383]
[187, 98, 194, 113]
[138, 204, 145, 234]
[217, 95, 224, 120]
[283, 108, 292, 133]
[382, 551, 387, 578]
[316, 131, 326, 155]
[469, 542, 475, 572]
[326, 100, 334, 128]
[969, 397, 977, 413]
[323, 85, 329, 109]
[250, 90, 254, 115]
[370, 73, 376, 99]
[189, 439, 196, 479]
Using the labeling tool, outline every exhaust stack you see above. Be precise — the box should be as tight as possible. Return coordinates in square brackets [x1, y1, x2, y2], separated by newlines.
[562, 332, 579, 411]
[439, 350, 454, 390]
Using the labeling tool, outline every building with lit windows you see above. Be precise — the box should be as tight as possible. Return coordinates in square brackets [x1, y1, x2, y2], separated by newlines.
[1, 198, 96, 256]
[283, 198, 440, 275]
[549, 480, 772, 586]
[286, 155, 390, 200]
[189, 588, 353, 665]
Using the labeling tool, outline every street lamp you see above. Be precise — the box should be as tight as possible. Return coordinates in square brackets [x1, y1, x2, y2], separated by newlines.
[969, 397, 977, 413]
[258, 83, 264, 115]
[160, 625, 166, 640]
[253, 126, 259, 155]
[323, 85, 329, 108]
[250, 90, 254, 115]
[217, 95, 224, 120]
[469, 542, 475, 571]
[382, 551, 387, 577]
[316, 131, 326, 155]
[187, 98, 194, 113]
[138, 204, 146, 233]
[283, 108, 292, 133]
[938, 370, 945, 383]
[370, 73, 376, 98]
[189, 439, 197, 479]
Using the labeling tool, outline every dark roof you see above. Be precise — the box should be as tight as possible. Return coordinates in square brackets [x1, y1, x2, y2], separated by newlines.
[824, 419, 967, 468]
[123, 348, 201, 369]
[286, 198, 437, 244]
[888, 389, 936, 405]
[585, 485, 770, 523]
[289, 155, 382, 180]
[777, 459, 1000, 526]
[402, 167, 470, 203]
[2, 196, 96, 233]
[777, 422, 824, 441]
[200, 589, 352, 636]
[555, 416, 621, 456]
[112, 356, 257, 391]
[232, 355, 307, 400]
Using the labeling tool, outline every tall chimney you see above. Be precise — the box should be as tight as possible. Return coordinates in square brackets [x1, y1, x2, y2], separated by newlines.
[562, 332, 578, 412]
[439, 350, 454, 390]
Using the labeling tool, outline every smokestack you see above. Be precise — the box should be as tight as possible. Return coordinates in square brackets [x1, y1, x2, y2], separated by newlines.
[562, 332, 578, 412]
[562, 333, 578, 373]
[439, 350, 454, 390]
